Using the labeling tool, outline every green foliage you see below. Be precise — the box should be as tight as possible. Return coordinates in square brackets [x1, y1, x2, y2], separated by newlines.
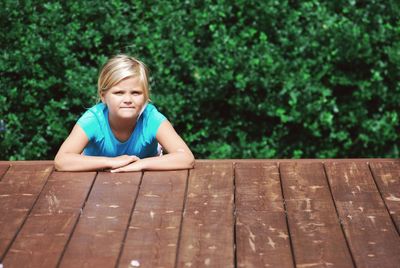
[1, 0, 399, 159]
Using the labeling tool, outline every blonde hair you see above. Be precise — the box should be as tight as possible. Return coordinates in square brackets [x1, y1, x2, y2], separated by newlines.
[97, 54, 150, 101]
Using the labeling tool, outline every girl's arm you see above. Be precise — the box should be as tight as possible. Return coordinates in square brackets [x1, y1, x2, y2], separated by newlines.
[54, 124, 138, 171]
[111, 120, 195, 172]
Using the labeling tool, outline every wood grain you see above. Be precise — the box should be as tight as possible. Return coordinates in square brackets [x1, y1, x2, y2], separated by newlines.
[118, 170, 188, 268]
[0, 164, 53, 260]
[235, 162, 293, 268]
[369, 161, 400, 232]
[280, 162, 354, 268]
[2, 171, 96, 267]
[59, 172, 141, 268]
[177, 163, 235, 268]
[0, 160, 398, 267]
[0, 164, 9, 181]
[325, 161, 400, 268]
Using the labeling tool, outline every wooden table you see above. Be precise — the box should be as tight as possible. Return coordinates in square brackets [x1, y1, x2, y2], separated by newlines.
[0, 159, 399, 268]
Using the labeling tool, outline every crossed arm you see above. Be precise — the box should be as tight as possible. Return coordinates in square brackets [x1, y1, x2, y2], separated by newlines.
[54, 120, 195, 172]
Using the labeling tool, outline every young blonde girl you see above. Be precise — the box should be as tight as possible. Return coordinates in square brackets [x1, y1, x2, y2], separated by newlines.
[55, 54, 194, 172]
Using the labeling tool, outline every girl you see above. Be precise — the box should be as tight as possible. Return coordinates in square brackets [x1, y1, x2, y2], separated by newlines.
[55, 54, 194, 172]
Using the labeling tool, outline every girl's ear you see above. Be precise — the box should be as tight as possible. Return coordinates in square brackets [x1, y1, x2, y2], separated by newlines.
[100, 92, 106, 103]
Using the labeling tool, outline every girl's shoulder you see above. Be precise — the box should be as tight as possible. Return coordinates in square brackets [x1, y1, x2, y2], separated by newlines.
[140, 103, 167, 140]
[89, 102, 107, 115]
[76, 103, 107, 141]
[142, 103, 166, 122]
[79, 103, 106, 121]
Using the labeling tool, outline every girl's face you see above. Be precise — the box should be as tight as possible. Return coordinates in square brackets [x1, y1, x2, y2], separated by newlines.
[101, 76, 146, 121]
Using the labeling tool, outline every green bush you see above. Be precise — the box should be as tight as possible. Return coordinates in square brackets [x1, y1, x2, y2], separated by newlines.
[1, 0, 399, 160]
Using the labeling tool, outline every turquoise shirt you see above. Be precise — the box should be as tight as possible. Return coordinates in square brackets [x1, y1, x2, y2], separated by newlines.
[77, 102, 166, 158]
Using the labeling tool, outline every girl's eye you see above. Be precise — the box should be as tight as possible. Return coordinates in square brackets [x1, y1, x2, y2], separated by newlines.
[132, 91, 141, 95]
[115, 91, 124, 95]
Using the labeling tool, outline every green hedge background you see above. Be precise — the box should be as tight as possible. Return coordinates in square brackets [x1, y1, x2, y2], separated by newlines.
[1, 0, 399, 160]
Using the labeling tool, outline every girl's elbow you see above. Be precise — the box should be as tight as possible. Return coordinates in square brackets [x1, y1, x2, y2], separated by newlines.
[54, 159, 62, 171]
[54, 155, 66, 171]
[186, 154, 195, 169]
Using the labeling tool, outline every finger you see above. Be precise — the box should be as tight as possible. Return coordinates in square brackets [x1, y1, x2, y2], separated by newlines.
[110, 168, 121, 173]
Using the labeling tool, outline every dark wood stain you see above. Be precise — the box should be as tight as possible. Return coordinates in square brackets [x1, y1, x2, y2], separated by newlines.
[0, 160, 398, 268]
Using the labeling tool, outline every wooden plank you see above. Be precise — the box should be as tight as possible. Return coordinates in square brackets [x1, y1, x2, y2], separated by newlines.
[235, 162, 293, 268]
[325, 161, 400, 267]
[0, 164, 53, 260]
[59, 172, 141, 268]
[2, 171, 96, 267]
[0, 161, 54, 165]
[118, 170, 188, 268]
[235, 162, 284, 212]
[176, 163, 234, 268]
[369, 161, 400, 232]
[0, 164, 9, 181]
[280, 162, 354, 267]
[195, 159, 397, 165]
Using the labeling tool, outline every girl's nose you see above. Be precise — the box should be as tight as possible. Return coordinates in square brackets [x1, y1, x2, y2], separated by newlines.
[123, 94, 133, 102]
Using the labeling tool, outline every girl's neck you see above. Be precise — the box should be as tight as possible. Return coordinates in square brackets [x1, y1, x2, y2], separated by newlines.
[108, 114, 136, 138]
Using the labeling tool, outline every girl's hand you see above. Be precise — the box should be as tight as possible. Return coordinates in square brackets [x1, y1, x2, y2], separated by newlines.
[110, 160, 143, 173]
[109, 155, 139, 169]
